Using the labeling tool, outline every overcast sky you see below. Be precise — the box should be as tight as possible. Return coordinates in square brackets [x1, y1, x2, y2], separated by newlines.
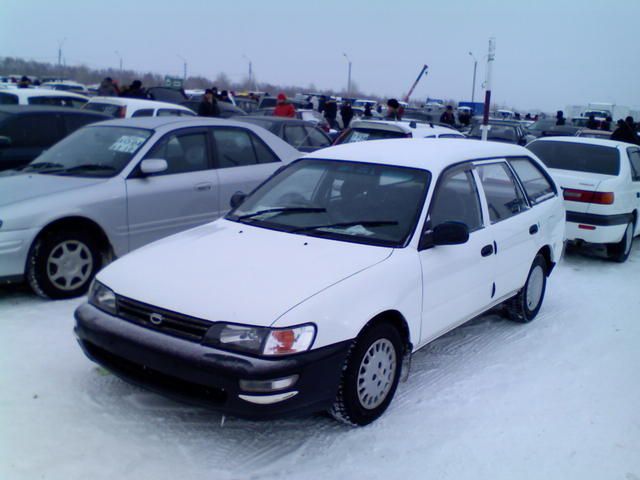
[2, 0, 639, 112]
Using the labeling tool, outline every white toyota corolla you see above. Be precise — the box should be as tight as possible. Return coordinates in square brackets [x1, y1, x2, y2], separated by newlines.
[75, 139, 565, 425]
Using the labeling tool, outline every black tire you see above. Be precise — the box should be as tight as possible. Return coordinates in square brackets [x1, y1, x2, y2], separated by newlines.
[607, 221, 634, 263]
[505, 254, 547, 323]
[27, 230, 101, 299]
[329, 323, 403, 426]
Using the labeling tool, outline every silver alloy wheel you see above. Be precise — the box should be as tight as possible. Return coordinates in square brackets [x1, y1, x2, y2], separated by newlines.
[357, 338, 396, 410]
[623, 222, 633, 255]
[526, 265, 545, 311]
[46, 240, 93, 291]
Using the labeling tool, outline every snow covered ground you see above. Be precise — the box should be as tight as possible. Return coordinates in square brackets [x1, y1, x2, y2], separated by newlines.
[1, 246, 639, 480]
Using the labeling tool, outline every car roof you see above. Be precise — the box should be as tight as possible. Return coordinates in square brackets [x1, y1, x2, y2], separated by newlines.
[241, 116, 307, 124]
[91, 116, 276, 131]
[305, 138, 530, 172]
[0, 88, 89, 100]
[529, 136, 630, 148]
[0, 105, 109, 116]
[87, 97, 191, 110]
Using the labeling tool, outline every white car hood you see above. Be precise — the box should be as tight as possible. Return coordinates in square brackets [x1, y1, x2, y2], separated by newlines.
[97, 219, 393, 327]
[0, 172, 106, 207]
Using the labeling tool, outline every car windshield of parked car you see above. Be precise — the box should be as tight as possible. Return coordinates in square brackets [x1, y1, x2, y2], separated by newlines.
[528, 141, 620, 175]
[22, 126, 152, 177]
[469, 124, 517, 142]
[528, 119, 555, 131]
[340, 128, 407, 143]
[227, 159, 430, 247]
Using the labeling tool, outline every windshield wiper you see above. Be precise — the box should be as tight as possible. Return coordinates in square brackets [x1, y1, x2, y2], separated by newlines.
[291, 220, 398, 233]
[21, 162, 65, 172]
[57, 164, 116, 175]
[237, 207, 326, 220]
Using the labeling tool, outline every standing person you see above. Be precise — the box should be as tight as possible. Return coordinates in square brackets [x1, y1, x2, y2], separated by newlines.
[363, 103, 373, 118]
[122, 80, 146, 98]
[555, 110, 566, 126]
[611, 117, 639, 144]
[318, 95, 326, 113]
[98, 77, 118, 96]
[340, 101, 354, 129]
[586, 114, 598, 129]
[219, 90, 231, 103]
[198, 89, 220, 117]
[18, 76, 31, 88]
[385, 99, 401, 120]
[273, 92, 296, 118]
[440, 105, 456, 125]
[601, 116, 612, 131]
[324, 98, 339, 129]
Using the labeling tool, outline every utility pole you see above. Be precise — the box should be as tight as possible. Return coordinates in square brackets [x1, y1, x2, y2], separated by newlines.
[177, 54, 187, 83]
[57, 37, 66, 78]
[343, 53, 352, 97]
[115, 51, 123, 73]
[242, 54, 254, 90]
[468, 51, 478, 103]
[481, 38, 495, 141]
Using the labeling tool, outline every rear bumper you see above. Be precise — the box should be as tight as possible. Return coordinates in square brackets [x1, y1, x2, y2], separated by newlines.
[565, 211, 631, 243]
[74, 303, 351, 419]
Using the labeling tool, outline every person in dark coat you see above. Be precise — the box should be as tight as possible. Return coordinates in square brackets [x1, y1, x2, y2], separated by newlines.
[439, 105, 455, 125]
[586, 114, 598, 129]
[610, 117, 639, 144]
[385, 98, 402, 120]
[555, 110, 566, 126]
[198, 89, 220, 117]
[324, 98, 339, 129]
[340, 101, 354, 129]
[363, 104, 373, 118]
[98, 77, 118, 97]
[122, 80, 146, 98]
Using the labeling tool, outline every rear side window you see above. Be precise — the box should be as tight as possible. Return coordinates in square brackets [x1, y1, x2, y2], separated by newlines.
[528, 141, 620, 175]
[429, 168, 483, 231]
[0, 92, 19, 104]
[212, 128, 279, 167]
[284, 125, 309, 148]
[508, 157, 556, 204]
[28, 96, 86, 108]
[84, 102, 122, 118]
[627, 148, 640, 181]
[157, 109, 183, 117]
[131, 109, 153, 117]
[477, 162, 529, 223]
[305, 126, 331, 147]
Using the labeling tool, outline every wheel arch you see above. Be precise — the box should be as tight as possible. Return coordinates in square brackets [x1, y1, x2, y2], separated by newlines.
[537, 245, 554, 276]
[359, 310, 412, 354]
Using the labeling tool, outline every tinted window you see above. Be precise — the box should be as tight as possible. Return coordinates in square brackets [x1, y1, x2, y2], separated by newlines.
[63, 113, 104, 134]
[477, 163, 529, 223]
[528, 141, 620, 175]
[146, 131, 209, 174]
[212, 128, 274, 168]
[2, 114, 61, 147]
[508, 157, 556, 204]
[628, 148, 640, 180]
[28, 96, 87, 108]
[429, 168, 483, 231]
[284, 125, 309, 148]
[0, 92, 19, 104]
[305, 126, 331, 147]
[83, 102, 123, 118]
[340, 128, 406, 143]
[157, 109, 183, 117]
[470, 124, 518, 142]
[131, 109, 153, 117]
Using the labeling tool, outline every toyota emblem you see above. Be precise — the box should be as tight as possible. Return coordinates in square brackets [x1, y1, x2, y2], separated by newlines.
[149, 313, 164, 325]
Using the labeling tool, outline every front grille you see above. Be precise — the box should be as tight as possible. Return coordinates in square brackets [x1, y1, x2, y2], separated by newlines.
[116, 295, 212, 342]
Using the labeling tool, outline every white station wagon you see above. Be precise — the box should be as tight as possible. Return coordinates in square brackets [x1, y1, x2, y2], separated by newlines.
[528, 137, 640, 262]
[75, 139, 565, 425]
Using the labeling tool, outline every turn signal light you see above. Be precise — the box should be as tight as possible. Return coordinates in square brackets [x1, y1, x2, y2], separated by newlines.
[563, 189, 614, 205]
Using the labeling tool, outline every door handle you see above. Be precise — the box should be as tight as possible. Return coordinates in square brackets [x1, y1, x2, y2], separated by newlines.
[195, 183, 212, 191]
[481, 244, 494, 257]
[529, 224, 539, 235]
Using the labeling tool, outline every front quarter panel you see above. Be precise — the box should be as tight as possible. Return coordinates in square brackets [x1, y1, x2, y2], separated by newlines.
[272, 248, 422, 351]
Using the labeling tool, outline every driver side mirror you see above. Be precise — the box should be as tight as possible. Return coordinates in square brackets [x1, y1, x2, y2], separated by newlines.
[139, 158, 168, 175]
[419, 221, 469, 251]
[0, 136, 12, 147]
[230, 191, 247, 209]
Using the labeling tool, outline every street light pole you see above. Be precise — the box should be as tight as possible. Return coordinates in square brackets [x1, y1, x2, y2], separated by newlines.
[242, 54, 254, 90]
[177, 54, 187, 83]
[57, 37, 67, 77]
[468, 51, 477, 103]
[343, 53, 352, 97]
[481, 38, 496, 141]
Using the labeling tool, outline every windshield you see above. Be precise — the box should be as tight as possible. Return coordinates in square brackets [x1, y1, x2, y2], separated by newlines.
[528, 119, 556, 131]
[227, 159, 430, 247]
[83, 102, 123, 117]
[528, 141, 620, 176]
[23, 125, 152, 177]
[339, 128, 407, 144]
[469, 124, 518, 142]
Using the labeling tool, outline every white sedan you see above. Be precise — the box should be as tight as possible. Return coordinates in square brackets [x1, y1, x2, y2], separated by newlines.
[528, 137, 640, 262]
[75, 139, 565, 425]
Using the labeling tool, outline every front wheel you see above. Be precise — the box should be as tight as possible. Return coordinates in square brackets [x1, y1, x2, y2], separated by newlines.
[505, 254, 547, 323]
[607, 221, 634, 263]
[27, 230, 101, 299]
[329, 323, 403, 426]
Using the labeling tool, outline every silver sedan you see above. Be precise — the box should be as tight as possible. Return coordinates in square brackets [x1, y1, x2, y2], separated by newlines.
[0, 116, 299, 298]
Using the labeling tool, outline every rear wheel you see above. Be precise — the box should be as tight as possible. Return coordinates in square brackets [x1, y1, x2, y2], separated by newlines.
[27, 230, 101, 299]
[505, 254, 547, 323]
[330, 323, 403, 426]
[607, 221, 634, 263]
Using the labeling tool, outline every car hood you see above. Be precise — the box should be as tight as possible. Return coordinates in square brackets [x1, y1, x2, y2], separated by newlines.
[97, 219, 393, 327]
[0, 172, 107, 207]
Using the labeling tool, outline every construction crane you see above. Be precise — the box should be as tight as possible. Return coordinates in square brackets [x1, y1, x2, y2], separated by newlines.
[403, 65, 429, 103]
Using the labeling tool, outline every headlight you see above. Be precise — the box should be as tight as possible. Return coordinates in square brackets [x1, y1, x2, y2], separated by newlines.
[203, 323, 316, 356]
[88, 280, 117, 315]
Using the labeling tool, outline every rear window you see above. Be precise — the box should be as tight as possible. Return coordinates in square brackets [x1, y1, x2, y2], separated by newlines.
[340, 128, 405, 144]
[0, 92, 19, 105]
[528, 141, 620, 176]
[83, 102, 123, 118]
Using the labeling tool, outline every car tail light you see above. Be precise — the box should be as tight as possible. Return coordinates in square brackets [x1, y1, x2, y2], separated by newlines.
[578, 224, 596, 230]
[563, 188, 614, 205]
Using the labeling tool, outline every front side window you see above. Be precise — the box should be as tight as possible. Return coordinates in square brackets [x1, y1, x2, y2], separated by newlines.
[476, 162, 529, 223]
[145, 131, 209, 174]
[429, 168, 483, 232]
[508, 157, 556, 204]
[2, 114, 61, 147]
[227, 159, 430, 247]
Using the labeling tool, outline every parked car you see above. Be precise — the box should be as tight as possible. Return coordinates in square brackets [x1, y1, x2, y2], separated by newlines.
[41, 81, 89, 95]
[181, 100, 247, 118]
[334, 119, 464, 145]
[74, 139, 564, 425]
[0, 88, 89, 108]
[83, 97, 196, 118]
[538, 125, 582, 137]
[526, 118, 558, 138]
[0, 117, 299, 298]
[234, 116, 332, 152]
[0, 106, 110, 171]
[252, 108, 331, 132]
[468, 120, 534, 145]
[527, 137, 640, 261]
[576, 128, 613, 140]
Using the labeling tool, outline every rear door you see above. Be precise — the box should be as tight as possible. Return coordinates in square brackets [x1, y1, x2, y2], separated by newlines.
[125, 127, 220, 251]
[0, 113, 64, 170]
